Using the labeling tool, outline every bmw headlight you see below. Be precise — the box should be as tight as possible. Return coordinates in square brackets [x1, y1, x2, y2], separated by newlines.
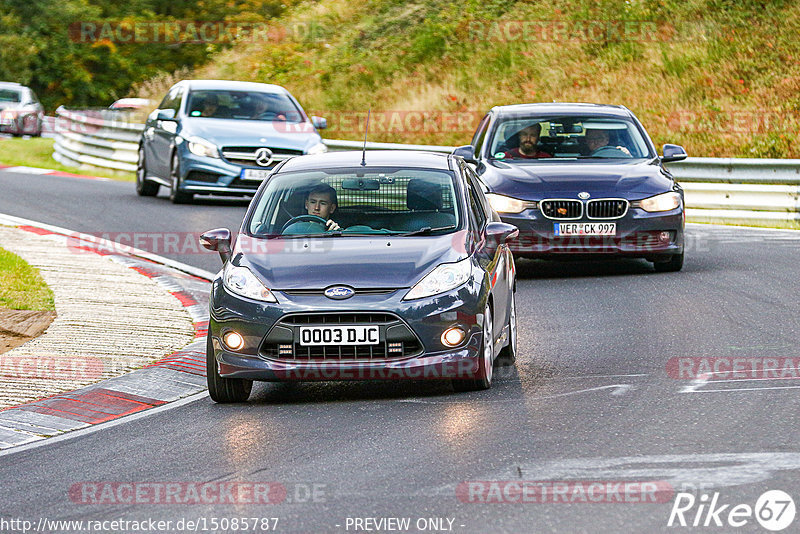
[636, 192, 682, 212]
[223, 264, 277, 302]
[186, 136, 220, 158]
[403, 257, 472, 301]
[486, 193, 536, 214]
[306, 142, 328, 155]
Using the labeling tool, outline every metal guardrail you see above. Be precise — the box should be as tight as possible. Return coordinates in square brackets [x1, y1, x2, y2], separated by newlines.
[51, 109, 800, 224]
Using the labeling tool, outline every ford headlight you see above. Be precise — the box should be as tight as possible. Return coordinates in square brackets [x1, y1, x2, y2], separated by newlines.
[187, 136, 220, 158]
[486, 193, 536, 214]
[223, 264, 277, 302]
[637, 192, 682, 212]
[403, 257, 472, 301]
[306, 142, 328, 155]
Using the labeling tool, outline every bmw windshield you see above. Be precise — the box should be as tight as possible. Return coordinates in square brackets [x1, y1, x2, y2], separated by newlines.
[247, 168, 462, 237]
[487, 115, 654, 161]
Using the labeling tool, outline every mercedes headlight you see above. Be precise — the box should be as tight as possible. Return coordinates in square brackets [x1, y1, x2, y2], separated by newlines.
[223, 264, 277, 302]
[186, 136, 220, 158]
[637, 192, 682, 212]
[403, 257, 472, 301]
[306, 142, 328, 155]
[486, 193, 535, 214]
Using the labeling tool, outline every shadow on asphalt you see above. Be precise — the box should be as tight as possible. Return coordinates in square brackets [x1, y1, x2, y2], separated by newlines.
[147, 194, 252, 207]
[515, 257, 657, 279]
[242, 363, 536, 405]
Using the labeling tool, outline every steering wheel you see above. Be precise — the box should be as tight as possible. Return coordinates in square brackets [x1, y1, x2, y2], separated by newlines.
[590, 146, 631, 158]
[254, 111, 287, 121]
[281, 215, 327, 234]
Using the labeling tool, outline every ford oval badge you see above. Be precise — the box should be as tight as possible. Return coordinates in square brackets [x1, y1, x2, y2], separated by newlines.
[324, 286, 355, 300]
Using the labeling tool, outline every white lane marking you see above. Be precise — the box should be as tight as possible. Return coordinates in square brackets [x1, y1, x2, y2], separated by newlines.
[397, 384, 634, 404]
[687, 385, 800, 394]
[680, 373, 710, 393]
[0, 391, 209, 458]
[547, 373, 649, 379]
[421, 452, 800, 497]
[682, 369, 800, 393]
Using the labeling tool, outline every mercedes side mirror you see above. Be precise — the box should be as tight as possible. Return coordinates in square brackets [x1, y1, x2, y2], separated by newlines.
[452, 145, 477, 164]
[156, 109, 177, 122]
[200, 228, 232, 264]
[311, 116, 327, 130]
[661, 144, 687, 163]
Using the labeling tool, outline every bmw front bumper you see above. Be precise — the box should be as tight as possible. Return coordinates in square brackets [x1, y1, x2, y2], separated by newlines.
[500, 205, 684, 260]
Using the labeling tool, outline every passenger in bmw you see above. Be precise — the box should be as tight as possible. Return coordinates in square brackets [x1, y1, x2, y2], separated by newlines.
[503, 123, 553, 159]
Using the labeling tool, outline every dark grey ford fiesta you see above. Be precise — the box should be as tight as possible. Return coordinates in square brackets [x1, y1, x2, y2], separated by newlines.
[200, 150, 519, 403]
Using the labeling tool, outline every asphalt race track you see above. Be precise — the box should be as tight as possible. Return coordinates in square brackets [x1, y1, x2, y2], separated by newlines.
[2, 169, 800, 532]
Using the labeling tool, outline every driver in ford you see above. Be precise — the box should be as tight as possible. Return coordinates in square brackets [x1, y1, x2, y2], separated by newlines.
[305, 184, 341, 231]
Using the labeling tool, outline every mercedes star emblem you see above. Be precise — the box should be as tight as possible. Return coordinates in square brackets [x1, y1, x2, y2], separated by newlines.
[254, 147, 274, 167]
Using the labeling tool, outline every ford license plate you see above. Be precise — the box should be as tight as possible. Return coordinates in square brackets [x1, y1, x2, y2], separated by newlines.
[299, 326, 380, 346]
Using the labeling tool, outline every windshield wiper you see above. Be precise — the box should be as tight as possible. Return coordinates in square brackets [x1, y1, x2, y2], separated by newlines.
[395, 225, 456, 237]
[277, 231, 343, 239]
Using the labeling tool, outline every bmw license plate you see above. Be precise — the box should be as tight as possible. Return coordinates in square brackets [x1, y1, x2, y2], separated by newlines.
[554, 222, 616, 236]
[299, 326, 380, 346]
[241, 168, 271, 181]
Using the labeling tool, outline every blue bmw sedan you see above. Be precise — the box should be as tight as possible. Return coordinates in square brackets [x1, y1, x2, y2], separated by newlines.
[137, 80, 328, 204]
[453, 103, 687, 272]
[200, 151, 519, 402]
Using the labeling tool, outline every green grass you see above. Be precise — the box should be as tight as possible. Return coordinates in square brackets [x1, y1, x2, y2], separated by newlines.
[158, 0, 800, 158]
[0, 138, 134, 182]
[0, 247, 55, 311]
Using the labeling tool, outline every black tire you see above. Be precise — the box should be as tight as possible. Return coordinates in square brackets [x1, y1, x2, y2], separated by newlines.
[496, 290, 517, 366]
[453, 305, 493, 392]
[653, 251, 684, 272]
[169, 152, 193, 204]
[136, 146, 160, 196]
[206, 333, 253, 403]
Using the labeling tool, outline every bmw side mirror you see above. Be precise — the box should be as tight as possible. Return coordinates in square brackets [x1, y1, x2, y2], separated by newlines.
[311, 116, 327, 130]
[485, 222, 519, 249]
[452, 145, 477, 164]
[661, 144, 687, 163]
[200, 228, 232, 264]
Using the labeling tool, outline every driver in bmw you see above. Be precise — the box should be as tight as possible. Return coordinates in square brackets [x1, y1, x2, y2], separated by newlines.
[305, 184, 341, 231]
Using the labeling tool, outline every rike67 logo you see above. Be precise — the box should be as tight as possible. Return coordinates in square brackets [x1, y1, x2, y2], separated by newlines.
[668, 490, 796, 531]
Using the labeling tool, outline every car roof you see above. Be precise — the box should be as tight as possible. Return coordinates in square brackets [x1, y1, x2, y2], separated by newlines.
[278, 150, 454, 172]
[0, 82, 24, 90]
[176, 79, 289, 94]
[492, 102, 633, 119]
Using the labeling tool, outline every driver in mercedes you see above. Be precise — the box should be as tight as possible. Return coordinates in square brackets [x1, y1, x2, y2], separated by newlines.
[305, 184, 341, 231]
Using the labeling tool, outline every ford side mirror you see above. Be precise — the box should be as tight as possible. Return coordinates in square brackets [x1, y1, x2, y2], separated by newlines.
[311, 116, 327, 130]
[661, 144, 687, 163]
[200, 228, 232, 264]
[452, 145, 477, 164]
[485, 221, 519, 250]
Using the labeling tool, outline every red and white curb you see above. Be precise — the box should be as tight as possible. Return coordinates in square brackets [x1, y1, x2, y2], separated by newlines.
[0, 164, 111, 181]
[0, 214, 215, 451]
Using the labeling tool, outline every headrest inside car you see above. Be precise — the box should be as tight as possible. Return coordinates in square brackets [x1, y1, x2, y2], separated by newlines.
[407, 179, 443, 211]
